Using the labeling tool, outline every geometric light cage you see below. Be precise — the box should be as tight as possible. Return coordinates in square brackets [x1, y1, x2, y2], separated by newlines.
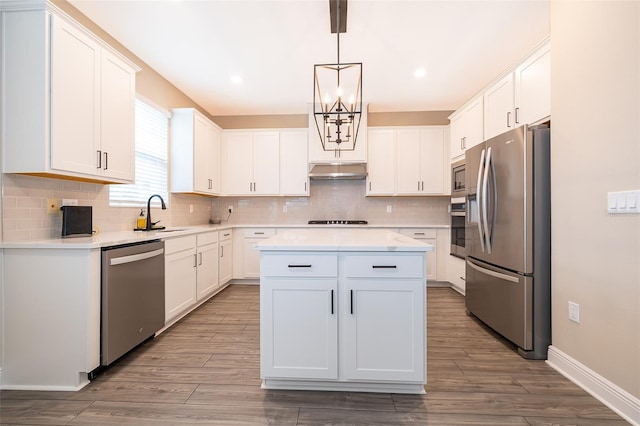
[313, 61, 363, 152]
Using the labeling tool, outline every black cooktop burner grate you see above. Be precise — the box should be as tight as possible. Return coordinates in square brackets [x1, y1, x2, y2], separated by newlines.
[308, 220, 368, 225]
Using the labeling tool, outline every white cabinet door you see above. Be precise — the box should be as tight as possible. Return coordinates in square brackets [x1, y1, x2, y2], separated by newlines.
[50, 16, 100, 176]
[225, 132, 255, 195]
[219, 237, 233, 285]
[194, 114, 221, 194]
[484, 73, 514, 140]
[450, 95, 485, 162]
[253, 132, 280, 195]
[224, 131, 279, 195]
[343, 279, 425, 382]
[100, 49, 135, 181]
[165, 248, 197, 322]
[366, 129, 396, 195]
[395, 129, 422, 194]
[243, 239, 263, 278]
[261, 278, 338, 379]
[280, 130, 309, 196]
[419, 127, 445, 194]
[515, 41, 551, 127]
[196, 242, 219, 300]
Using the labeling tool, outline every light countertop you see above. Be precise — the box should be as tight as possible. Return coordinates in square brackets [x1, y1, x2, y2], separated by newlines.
[0, 223, 446, 250]
[255, 229, 434, 252]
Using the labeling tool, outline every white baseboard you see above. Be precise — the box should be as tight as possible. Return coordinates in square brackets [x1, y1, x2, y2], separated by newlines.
[547, 345, 640, 426]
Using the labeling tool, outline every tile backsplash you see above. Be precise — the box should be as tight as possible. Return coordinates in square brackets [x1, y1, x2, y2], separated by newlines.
[1, 175, 449, 242]
[210, 180, 450, 227]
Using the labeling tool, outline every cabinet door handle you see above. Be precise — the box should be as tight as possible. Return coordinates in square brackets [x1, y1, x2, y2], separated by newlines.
[350, 289, 354, 315]
[421, 181, 424, 191]
[96, 150, 102, 169]
[515, 107, 520, 124]
[198, 252, 202, 265]
[372, 265, 397, 269]
[330, 289, 334, 315]
[193, 254, 197, 267]
[104, 152, 108, 170]
[220, 246, 224, 257]
[287, 264, 311, 268]
[507, 111, 512, 128]
[369, 182, 371, 191]
[417, 181, 420, 191]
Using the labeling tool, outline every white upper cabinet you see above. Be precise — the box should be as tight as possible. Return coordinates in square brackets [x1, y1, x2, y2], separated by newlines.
[170, 108, 221, 196]
[396, 127, 446, 195]
[483, 38, 551, 140]
[1, 3, 138, 184]
[366, 129, 395, 196]
[223, 131, 280, 196]
[308, 104, 368, 163]
[367, 126, 448, 196]
[279, 130, 309, 196]
[514, 41, 551, 127]
[449, 96, 484, 162]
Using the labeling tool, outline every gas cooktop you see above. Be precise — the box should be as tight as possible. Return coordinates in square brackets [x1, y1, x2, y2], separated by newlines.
[308, 220, 368, 225]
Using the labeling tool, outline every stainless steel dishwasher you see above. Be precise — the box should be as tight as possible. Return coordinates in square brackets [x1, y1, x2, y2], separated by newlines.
[101, 240, 165, 366]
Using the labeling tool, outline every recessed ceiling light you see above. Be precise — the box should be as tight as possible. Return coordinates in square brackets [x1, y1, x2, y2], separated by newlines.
[230, 75, 243, 84]
[414, 68, 427, 79]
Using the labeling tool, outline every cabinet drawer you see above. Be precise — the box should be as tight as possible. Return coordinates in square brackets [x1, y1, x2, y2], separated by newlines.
[344, 254, 424, 278]
[164, 235, 197, 254]
[197, 231, 218, 246]
[261, 253, 338, 277]
[244, 228, 276, 238]
[219, 229, 233, 241]
[399, 228, 437, 239]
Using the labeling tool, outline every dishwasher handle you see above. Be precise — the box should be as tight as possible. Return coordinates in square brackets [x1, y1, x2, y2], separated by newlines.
[109, 248, 165, 266]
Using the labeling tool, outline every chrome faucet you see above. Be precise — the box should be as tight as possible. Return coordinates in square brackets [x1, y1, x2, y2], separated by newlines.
[146, 194, 167, 231]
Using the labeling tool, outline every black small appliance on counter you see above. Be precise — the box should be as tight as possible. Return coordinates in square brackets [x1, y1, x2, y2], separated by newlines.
[61, 205, 93, 237]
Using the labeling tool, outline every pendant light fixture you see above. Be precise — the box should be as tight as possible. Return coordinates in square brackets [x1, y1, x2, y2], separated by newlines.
[313, 0, 363, 153]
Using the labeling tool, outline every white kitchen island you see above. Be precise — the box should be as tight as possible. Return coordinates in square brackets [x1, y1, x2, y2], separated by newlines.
[256, 229, 433, 394]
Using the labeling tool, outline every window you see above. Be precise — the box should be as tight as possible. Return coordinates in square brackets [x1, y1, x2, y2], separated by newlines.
[109, 98, 169, 207]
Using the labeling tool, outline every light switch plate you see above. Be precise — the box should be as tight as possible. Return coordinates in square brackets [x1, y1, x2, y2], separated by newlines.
[607, 190, 640, 214]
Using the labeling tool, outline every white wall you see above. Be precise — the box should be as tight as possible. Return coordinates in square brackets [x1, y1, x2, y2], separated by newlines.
[550, 0, 640, 399]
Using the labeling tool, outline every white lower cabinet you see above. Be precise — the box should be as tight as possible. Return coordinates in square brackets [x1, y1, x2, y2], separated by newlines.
[164, 236, 198, 322]
[195, 231, 219, 300]
[218, 229, 233, 285]
[260, 251, 426, 393]
[399, 228, 437, 281]
[261, 277, 339, 379]
[344, 279, 425, 382]
[242, 228, 276, 278]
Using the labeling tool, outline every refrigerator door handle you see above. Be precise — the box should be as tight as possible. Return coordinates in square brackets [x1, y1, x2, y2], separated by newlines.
[476, 148, 487, 253]
[482, 147, 492, 253]
[488, 148, 498, 252]
[467, 259, 519, 283]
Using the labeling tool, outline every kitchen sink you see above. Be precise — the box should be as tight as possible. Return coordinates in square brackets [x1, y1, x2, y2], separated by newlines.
[156, 228, 189, 233]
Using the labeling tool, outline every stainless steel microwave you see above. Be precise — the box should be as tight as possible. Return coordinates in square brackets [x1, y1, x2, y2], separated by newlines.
[451, 159, 466, 197]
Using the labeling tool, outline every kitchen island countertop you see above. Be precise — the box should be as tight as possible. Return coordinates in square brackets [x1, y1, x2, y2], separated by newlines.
[255, 228, 435, 252]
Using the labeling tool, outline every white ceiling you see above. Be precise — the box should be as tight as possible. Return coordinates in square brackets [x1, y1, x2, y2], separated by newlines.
[69, 0, 550, 116]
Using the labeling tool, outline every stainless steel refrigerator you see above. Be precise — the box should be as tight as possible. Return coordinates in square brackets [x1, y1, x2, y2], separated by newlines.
[465, 124, 551, 359]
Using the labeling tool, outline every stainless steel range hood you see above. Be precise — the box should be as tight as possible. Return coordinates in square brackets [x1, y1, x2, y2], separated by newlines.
[308, 163, 367, 180]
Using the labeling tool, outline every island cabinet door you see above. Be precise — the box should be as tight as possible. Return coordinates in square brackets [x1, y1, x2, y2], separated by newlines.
[260, 278, 338, 379]
[342, 279, 425, 382]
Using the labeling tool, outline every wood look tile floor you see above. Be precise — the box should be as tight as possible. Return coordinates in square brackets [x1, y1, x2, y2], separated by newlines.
[1, 285, 629, 425]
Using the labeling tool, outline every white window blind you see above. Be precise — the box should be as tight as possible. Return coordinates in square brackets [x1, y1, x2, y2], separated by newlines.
[109, 99, 169, 207]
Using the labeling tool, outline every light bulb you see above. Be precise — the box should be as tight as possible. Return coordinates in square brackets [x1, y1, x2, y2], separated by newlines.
[336, 86, 343, 98]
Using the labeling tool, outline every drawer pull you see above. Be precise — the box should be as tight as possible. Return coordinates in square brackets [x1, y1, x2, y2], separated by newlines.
[254, 232, 265, 235]
[288, 264, 312, 268]
[372, 265, 397, 269]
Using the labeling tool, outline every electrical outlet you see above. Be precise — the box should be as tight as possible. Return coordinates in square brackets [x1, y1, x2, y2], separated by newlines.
[228, 205, 233, 213]
[47, 199, 59, 214]
[61, 198, 78, 206]
[386, 205, 392, 213]
[189, 204, 194, 213]
[568, 301, 580, 323]
[283, 205, 288, 213]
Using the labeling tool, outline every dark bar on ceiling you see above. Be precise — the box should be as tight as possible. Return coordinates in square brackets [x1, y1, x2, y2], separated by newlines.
[329, 0, 347, 34]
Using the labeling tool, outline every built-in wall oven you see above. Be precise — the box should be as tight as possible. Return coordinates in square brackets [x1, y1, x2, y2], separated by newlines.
[450, 160, 466, 258]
